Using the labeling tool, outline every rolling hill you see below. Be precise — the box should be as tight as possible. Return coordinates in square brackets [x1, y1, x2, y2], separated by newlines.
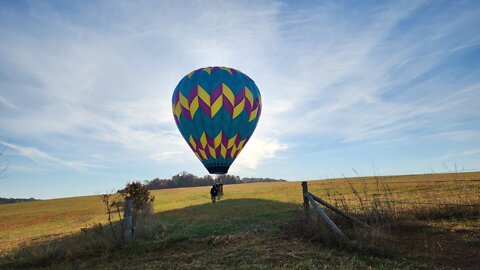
[1, 172, 479, 269]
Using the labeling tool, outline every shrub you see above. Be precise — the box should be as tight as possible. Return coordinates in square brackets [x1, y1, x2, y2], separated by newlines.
[122, 181, 159, 240]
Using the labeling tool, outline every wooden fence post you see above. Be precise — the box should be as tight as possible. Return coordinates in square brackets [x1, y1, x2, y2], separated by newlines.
[302, 181, 311, 222]
[304, 192, 347, 240]
[123, 197, 133, 242]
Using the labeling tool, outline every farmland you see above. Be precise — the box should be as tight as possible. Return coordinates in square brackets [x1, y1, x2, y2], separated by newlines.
[1, 172, 479, 269]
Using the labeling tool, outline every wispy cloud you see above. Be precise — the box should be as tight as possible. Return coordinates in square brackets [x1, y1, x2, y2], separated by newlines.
[0, 0, 288, 173]
[438, 149, 480, 162]
[0, 1, 479, 197]
[0, 141, 98, 170]
[398, 41, 480, 67]
[0, 95, 17, 110]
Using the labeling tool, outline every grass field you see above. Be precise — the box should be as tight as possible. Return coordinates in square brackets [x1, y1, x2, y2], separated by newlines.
[1, 172, 479, 269]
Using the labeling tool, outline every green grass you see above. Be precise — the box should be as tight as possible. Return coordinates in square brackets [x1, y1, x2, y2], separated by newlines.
[1, 172, 479, 269]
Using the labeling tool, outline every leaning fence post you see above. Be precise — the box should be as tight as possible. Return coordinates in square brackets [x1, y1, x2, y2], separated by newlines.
[123, 197, 133, 242]
[304, 192, 347, 240]
[302, 181, 311, 222]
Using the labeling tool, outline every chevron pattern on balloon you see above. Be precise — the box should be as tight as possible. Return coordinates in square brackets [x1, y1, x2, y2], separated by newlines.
[187, 66, 239, 78]
[172, 84, 261, 123]
[188, 131, 247, 161]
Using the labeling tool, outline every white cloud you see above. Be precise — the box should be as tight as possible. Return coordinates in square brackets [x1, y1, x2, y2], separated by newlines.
[0, 141, 97, 170]
[0, 0, 287, 173]
[230, 135, 287, 172]
[0, 0, 479, 180]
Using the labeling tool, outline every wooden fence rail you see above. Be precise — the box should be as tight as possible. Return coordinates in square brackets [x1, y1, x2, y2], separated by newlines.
[307, 192, 370, 228]
[304, 192, 347, 239]
[302, 181, 372, 240]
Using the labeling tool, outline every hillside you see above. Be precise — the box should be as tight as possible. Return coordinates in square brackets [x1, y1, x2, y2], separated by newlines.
[0, 172, 479, 269]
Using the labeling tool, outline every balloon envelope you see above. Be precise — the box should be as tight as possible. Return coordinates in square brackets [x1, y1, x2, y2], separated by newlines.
[172, 67, 262, 174]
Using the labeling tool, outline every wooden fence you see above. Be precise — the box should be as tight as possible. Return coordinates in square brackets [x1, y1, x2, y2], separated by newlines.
[301, 181, 369, 240]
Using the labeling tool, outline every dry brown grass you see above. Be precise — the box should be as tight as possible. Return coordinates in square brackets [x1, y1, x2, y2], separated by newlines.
[298, 174, 480, 269]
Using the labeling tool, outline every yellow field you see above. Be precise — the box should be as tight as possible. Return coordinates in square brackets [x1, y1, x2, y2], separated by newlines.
[0, 181, 300, 251]
[1, 172, 479, 269]
[1, 172, 478, 251]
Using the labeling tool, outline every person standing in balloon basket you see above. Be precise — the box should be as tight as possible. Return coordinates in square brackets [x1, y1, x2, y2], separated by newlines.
[210, 185, 218, 203]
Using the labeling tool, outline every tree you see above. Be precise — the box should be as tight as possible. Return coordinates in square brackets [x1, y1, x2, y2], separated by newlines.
[123, 181, 155, 212]
[217, 174, 240, 184]
[172, 171, 196, 187]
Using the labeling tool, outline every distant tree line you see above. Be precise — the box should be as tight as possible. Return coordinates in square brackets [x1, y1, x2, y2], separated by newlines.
[0, 197, 38, 204]
[118, 171, 286, 192]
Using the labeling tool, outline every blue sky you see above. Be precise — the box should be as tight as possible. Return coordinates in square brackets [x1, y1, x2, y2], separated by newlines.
[1, 0, 479, 199]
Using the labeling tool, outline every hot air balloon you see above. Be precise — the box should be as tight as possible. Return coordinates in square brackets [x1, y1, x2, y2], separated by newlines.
[172, 66, 262, 174]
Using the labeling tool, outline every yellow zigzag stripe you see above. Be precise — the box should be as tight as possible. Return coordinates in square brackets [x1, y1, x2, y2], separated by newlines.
[188, 131, 248, 161]
[198, 85, 210, 105]
[211, 95, 222, 117]
[222, 83, 234, 106]
[233, 99, 245, 118]
[189, 96, 199, 118]
[214, 131, 222, 148]
[209, 146, 216, 159]
[245, 86, 253, 106]
[179, 93, 188, 109]
[249, 107, 258, 122]
[173, 85, 260, 121]
[200, 133, 207, 149]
